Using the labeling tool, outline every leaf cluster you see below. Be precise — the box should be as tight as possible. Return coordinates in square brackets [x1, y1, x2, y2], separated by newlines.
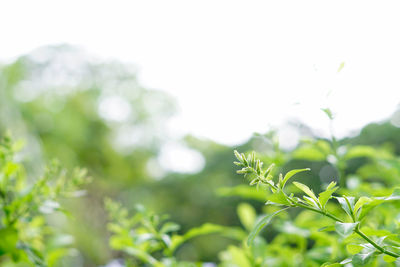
[0, 135, 90, 266]
[234, 150, 400, 266]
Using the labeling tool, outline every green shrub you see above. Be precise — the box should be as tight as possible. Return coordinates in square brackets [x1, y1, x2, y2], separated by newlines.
[0, 135, 90, 266]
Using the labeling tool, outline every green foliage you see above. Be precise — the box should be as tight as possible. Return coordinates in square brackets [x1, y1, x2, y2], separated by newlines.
[234, 149, 400, 266]
[3, 46, 400, 266]
[0, 135, 90, 266]
[104, 198, 246, 266]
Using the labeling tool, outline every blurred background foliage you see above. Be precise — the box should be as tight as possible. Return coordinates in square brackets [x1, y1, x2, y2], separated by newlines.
[1, 45, 400, 266]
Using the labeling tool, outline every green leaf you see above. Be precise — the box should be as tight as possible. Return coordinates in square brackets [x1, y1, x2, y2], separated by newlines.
[335, 196, 355, 218]
[234, 150, 243, 162]
[293, 182, 319, 204]
[326, 181, 336, 190]
[357, 188, 400, 220]
[384, 188, 400, 201]
[0, 227, 18, 255]
[383, 255, 397, 263]
[318, 225, 336, 232]
[237, 203, 257, 231]
[281, 168, 310, 189]
[265, 190, 290, 206]
[264, 163, 275, 179]
[358, 198, 385, 221]
[321, 108, 334, 120]
[303, 196, 319, 207]
[346, 244, 363, 254]
[353, 197, 372, 218]
[335, 222, 358, 237]
[247, 207, 288, 246]
[318, 182, 338, 209]
[352, 251, 375, 266]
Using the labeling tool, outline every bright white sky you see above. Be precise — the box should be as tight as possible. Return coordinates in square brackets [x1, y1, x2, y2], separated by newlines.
[1, 0, 400, 147]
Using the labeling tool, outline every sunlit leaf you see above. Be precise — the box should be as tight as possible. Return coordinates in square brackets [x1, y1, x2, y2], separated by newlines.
[335, 196, 355, 218]
[318, 225, 335, 232]
[346, 244, 363, 254]
[319, 182, 338, 208]
[353, 197, 372, 218]
[293, 182, 318, 204]
[321, 108, 334, 120]
[281, 168, 310, 189]
[266, 190, 290, 206]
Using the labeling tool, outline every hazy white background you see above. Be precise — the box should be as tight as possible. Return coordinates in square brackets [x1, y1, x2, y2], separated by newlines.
[1, 0, 400, 148]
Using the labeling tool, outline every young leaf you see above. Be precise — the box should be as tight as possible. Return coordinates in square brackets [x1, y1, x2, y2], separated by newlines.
[318, 182, 338, 209]
[264, 163, 275, 179]
[321, 108, 334, 120]
[326, 181, 337, 190]
[293, 182, 318, 204]
[265, 190, 291, 206]
[335, 196, 355, 219]
[335, 222, 358, 237]
[357, 198, 385, 221]
[281, 168, 310, 189]
[383, 188, 400, 201]
[346, 244, 364, 255]
[234, 150, 243, 162]
[357, 188, 400, 220]
[247, 208, 289, 246]
[318, 225, 336, 232]
[303, 196, 319, 208]
[353, 197, 372, 218]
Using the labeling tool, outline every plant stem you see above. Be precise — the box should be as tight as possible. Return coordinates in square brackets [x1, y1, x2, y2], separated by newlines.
[355, 228, 400, 258]
[240, 151, 400, 259]
[295, 201, 400, 258]
[294, 202, 343, 222]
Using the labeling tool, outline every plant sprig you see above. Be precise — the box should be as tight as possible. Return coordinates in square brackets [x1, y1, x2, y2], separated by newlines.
[234, 150, 400, 265]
